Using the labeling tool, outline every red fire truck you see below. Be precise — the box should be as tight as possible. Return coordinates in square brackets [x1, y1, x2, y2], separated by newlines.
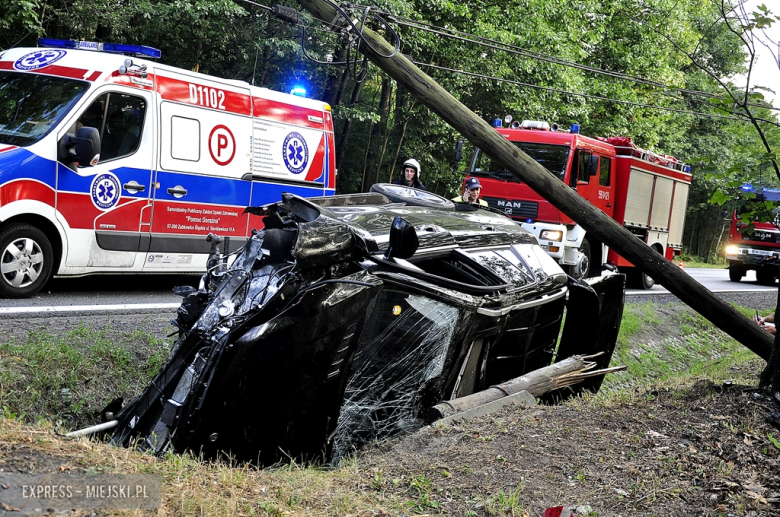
[465, 118, 691, 289]
[724, 187, 780, 285]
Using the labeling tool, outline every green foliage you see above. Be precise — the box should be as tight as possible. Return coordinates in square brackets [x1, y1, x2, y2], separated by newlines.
[2, 0, 777, 221]
[0, 323, 170, 429]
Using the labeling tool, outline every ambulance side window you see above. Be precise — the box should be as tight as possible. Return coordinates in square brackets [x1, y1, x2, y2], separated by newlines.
[75, 92, 146, 165]
[599, 156, 611, 187]
[170, 116, 200, 161]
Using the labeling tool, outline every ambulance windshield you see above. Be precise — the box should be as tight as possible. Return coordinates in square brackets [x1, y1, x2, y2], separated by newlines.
[0, 71, 89, 147]
[471, 142, 570, 182]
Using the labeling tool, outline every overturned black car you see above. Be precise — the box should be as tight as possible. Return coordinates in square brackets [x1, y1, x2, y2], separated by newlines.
[106, 185, 625, 465]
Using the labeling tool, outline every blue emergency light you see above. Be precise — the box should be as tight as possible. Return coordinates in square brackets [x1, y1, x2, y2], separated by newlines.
[37, 38, 161, 59]
[290, 86, 307, 97]
[570, 123, 580, 134]
[493, 118, 502, 127]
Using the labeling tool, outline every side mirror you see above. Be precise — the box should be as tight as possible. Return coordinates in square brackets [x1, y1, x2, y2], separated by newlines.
[587, 155, 599, 177]
[68, 127, 101, 167]
[453, 138, 464, 170]
[385, 216, 419, 260]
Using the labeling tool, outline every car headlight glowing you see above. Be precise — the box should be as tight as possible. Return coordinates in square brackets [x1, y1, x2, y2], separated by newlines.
[540, 230, 563, 241]
[724, 245, 739, 256]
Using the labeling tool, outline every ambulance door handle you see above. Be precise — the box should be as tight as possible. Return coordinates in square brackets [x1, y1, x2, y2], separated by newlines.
[123, 181, 146, 193]
[606, 203, 612, 208]
[167, 185, 188, 198]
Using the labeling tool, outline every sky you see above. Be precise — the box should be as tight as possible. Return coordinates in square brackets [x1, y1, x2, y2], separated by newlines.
[735, 0, 780, 108]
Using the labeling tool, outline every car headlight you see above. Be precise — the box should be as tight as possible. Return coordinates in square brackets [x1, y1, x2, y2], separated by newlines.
[724, 245, 739, 256]
[540, 230, 563, 242]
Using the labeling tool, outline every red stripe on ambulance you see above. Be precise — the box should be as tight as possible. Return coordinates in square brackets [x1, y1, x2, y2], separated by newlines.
[156, 75, 251, 116]
[0, 179, 54, 207]
[252, 97, 325, 129]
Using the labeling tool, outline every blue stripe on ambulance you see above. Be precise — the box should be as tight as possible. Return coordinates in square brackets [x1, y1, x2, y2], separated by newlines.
[0, 148, 56, 189]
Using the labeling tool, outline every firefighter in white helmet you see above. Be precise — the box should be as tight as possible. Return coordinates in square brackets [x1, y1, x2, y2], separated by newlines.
[394, 158, 425, 190]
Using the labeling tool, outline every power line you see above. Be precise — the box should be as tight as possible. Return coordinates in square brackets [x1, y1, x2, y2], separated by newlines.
[414, 61, 780, 125]
[230, 0, 778, 124]
[367, 7, 780, 112]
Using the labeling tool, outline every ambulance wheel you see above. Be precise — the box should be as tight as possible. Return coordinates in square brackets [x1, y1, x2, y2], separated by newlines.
[756, 267, 776, 286]
[370, 183, 455, 210]
[728, 265, 744, 282]
[0, 224, 54, 298]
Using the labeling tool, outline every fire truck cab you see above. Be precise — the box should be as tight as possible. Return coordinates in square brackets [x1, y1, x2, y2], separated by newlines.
[466, 119, 691, 289]
[725, 187, 780, 285]
[0, 39, 335, 297]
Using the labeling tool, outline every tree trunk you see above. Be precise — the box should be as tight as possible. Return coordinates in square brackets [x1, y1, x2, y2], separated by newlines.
[294, 0, 775, 361]
[387, 118, 409, 183]
[336, 79, 364, 171]
[427, 355, 623, 422]
[362, 78, 392, 190]
[322, 43, 348, 106]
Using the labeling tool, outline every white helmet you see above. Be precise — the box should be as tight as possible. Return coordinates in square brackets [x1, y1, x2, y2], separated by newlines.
[402, 158, 421, 178]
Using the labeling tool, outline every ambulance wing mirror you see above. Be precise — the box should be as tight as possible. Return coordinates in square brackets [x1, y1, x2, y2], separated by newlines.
[67, 127, 101, 167]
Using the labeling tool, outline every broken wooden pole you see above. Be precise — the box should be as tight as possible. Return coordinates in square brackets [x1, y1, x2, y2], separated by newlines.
[427, 355, 625, 422]
[293, 0, 773, 360]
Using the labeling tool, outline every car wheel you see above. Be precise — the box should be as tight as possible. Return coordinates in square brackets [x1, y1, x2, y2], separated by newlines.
[369, 183, 455, 210]
[728, 264, 744, 282]
[756, 267, 776, 286]
[0, 223, 54, 298]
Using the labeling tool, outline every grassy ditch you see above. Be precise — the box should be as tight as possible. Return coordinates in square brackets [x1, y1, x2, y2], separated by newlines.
[0, 302, 776, 516]
[603, 302, 767, 392]
[0, 301, 768, 430]
[0, 322, 170, 427]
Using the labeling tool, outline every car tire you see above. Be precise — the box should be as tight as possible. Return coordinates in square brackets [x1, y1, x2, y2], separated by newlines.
[369, 183, 455, 210]
[0, 223, 54, 298]
[756, 267, 776, 286]
[728, 264, 744, 282]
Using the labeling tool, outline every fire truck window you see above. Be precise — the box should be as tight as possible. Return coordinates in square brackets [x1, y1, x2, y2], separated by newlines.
[171, 116, 201, 161]
[100, 94, 146, 162]
[576, 150, 590, 185]
[472, 143, 569, 182]
[599, 156, 611, 186]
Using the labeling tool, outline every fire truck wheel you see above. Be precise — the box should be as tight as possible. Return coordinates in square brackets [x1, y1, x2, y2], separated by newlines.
[0, 223, 54, 298]
[370, 184, 455, 210]
[570, 239, 593, 280]
[728, 265, 745, 282]
[755, 267, 776, 286]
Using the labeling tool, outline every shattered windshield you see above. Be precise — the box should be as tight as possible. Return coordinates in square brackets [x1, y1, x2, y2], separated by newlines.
[471, 142, 570, 182]
[0, 71, 89, 147]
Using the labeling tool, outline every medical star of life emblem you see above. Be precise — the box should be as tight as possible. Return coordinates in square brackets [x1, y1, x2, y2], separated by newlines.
[90, 172, 121, 210]
[14, 50, 67, 71]
[282, 132, 308, 174]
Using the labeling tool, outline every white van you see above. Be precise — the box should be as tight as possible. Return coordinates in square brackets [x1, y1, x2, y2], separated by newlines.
[0, 38, 336, 297]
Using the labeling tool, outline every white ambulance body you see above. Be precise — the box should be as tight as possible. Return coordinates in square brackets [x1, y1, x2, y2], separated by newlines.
[0, 39, 336, 297]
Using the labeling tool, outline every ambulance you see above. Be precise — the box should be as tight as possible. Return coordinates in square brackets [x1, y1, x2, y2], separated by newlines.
[0, 38, 336, 297]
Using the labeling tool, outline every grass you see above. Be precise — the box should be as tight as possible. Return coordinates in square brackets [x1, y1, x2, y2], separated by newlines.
[0, 301, 774, 516]
[679, 253, 728, 269]
[0, 322, 170, 429]
[603, 301, 765, 393]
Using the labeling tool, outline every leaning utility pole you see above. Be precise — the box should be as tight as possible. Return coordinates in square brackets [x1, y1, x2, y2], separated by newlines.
[294, 0, 773, 362]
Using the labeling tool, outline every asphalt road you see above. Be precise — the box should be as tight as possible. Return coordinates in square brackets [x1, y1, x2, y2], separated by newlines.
[0, 267, 775, 317]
